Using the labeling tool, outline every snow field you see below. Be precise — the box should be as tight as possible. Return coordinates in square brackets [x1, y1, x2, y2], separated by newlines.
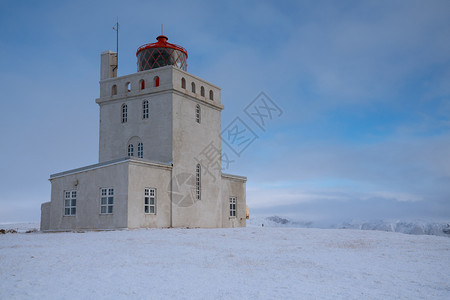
[1, 226, 449, 299]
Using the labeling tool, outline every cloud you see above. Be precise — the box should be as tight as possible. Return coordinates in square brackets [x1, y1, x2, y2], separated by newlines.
[1, 0, 449, 224]
[280, 1, 450, 103]
[243, 132, 450, 220]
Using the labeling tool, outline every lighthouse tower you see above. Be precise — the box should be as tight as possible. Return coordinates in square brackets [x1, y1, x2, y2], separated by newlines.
[41, 34, 246, 231]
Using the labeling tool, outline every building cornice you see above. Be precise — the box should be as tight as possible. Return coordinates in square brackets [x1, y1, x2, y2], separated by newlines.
[50, 157, 172, 180]
[221, 173, 247, 182]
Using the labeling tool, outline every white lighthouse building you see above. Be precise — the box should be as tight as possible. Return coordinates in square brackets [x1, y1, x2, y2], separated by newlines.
[40, 35, 247, 231]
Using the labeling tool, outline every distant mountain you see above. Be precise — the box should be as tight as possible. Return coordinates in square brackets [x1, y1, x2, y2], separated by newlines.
[248, 216, 450, 237]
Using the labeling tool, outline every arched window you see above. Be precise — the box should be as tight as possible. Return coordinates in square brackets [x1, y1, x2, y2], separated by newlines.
[126, 82, 131, 92]
[142, 100, 149, 119]
[209, 90, 214, 101]
[138, 143, 143, 158]
[181, 77, 186, 89]
[127, 136, 142, 157]
[153, 76, 160, 87]
[121, 104, 128, 123]
[140, 79, 145, 90]
[128, 144, 134, 157]
[196, 164, 201, 200]
[112, 84, 117, 96]
[196, 104, 201, 123]
[191, 82, 196, 93]
[200, 86, 205, 97]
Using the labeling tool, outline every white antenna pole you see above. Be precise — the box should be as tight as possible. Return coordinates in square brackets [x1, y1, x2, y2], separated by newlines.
[113, 18, 119, 72]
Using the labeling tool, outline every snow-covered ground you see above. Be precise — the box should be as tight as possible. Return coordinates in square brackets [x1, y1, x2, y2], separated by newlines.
[1, 223, 449, 299]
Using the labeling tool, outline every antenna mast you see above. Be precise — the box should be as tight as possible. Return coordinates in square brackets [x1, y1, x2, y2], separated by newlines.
[113, 18, 119, 72]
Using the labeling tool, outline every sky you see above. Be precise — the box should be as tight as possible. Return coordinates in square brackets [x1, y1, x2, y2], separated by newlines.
[0, 0, 449, 223]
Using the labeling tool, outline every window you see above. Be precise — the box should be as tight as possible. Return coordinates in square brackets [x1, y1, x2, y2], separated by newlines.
[128, 144, 134, 157]
[201, 86, 205, 97]
[126, 82, 131, 92]
[144, 188, 156, 214]
[196, 104, 201, 123]
[138, 142, 143, 158]
[154, 76, 160, 87]
[127, 136, 142, 157]
[229, 197, 236, 217]
[181, 77, 186, 89]
[64, 190, 77, 216]
[112, 84, 117, 96]
[196, 164, 201, 200]
[143, 100, 149, 119]
[191, 82, 196, 93]
[140, 79, 145, 90]
[209, 90, 214, 101]
[100, 188, 114, 214]
[121, 104, 127, 123]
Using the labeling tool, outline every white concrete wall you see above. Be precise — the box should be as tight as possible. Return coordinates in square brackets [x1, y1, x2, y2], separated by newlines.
[97, 67, 174, 164]
[221, 175, 247, 228]
[96, 66, 223, 165]
[171, 67, 222, 106]
[170, 89, 224, 228]
[100, 50, 117, 80]
[40, 202, 51, 231]
[127, 161, 172, 228]
[99, 66, 173, 99]
[47, 162, 129, 231]
[97, 92, 173, 163]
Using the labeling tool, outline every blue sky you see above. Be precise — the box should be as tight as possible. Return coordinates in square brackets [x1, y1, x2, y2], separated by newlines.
[0, 0, 449, 223]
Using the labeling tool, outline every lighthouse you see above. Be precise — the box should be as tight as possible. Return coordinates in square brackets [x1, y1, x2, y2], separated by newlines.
[40, 34, 247, 231]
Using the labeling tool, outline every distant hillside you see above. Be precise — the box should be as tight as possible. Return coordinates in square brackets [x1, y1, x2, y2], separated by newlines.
[248, 216, 450, 237]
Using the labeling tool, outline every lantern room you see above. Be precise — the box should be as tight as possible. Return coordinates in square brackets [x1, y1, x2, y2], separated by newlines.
[136, 35, 188, 72]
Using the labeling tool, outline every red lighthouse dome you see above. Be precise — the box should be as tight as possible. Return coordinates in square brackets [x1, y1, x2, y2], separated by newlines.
[136, 35, 188, 72]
